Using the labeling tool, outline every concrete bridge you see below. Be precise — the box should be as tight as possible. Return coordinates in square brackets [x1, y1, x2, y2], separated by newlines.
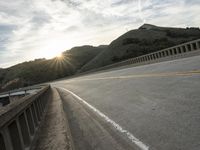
[0, 39, 200, 150]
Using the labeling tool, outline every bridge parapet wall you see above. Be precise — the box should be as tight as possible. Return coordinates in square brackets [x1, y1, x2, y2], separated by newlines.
[0, 85, 50, 150]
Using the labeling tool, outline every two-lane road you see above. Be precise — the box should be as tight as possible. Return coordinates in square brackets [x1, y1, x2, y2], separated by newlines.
[52, 55, 200, 150]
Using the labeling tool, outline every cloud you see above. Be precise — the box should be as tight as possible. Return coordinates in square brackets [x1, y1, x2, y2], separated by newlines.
[0, 0, 200, 68]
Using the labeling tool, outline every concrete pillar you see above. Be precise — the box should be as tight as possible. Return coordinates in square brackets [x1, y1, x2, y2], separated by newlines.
[8, 120, 23, 150]
[1, 128, 14, 150]
[159, 52, 162, 58]
[147, 55, 150, 61]
[25, 108, 35, 135]
[187, 44, 192, 51]
[24, 111, 33, 140]
[16, 119, 26, 150]
[18, 113, 31, 147]
[36, 100, 42, 117]
[195, 42, 199, 49]
[144, 56, 147, 61]
[190, 43, 194, 51]
[157, 53, 161, 58]
[170, 49, 175, 55]
[31, 104, 39, 126]
[184, 45, 189, 52]
[155, 53, 158, 59]
[176, 48, 180, 54]
[141, 57, 145, 62]
[197, 41, 200, 49]
[163, 51, 167, 57]
[156, 53, 158, 58]
[180, 46, 184, 53]
[149, 55, 153, 60]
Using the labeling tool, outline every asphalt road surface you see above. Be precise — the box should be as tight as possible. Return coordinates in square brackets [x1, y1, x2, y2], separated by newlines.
[52, 55, 200, 150]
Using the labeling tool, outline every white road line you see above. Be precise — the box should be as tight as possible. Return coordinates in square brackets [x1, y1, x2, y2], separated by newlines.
[59, 87, 149, 150]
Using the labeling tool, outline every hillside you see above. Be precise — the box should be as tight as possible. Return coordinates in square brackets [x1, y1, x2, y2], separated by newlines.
[1, 24, 200, 92]
[79, 24, 200, 72]
[0, 46, 103, 92]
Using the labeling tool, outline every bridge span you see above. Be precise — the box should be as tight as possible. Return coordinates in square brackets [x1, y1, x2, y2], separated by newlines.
[0, 39, 200, 150]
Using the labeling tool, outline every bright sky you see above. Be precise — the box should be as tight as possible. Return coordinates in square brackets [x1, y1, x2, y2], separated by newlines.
[0, 0, 200, 68]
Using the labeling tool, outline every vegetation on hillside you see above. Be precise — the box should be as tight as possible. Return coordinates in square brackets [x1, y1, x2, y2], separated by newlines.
[0, 46, 102, 92]
[79, 24, 200, 72]
[1, 24, 200, 92]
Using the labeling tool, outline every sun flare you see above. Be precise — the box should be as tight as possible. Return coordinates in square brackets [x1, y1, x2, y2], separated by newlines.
[55, 52, 63, 59]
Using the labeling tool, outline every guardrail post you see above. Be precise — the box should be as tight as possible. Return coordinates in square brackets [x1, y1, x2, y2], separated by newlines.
[179, 47, 183, 53]
[161, 51, 164, 57]
[16, 119, 26, 150]
[187, 44, 192, 51]
[31, 104, 40, 126]
[26, 107, 35, 136]
[167, 49, 171, 56]
[190, 43, 194, 51]
[158, 52, 162, 58]
[1, 128, 13, 150]
[184, 45, 189, 52]
[145, 56, 148, 61]
[166, 50, 169, 56]
[197, 41, 200, 49]
[156, 53, 158, 59]
[8, 120, 23, 150]
[18, 113, 31, 147]
[175, 48, 179, 54]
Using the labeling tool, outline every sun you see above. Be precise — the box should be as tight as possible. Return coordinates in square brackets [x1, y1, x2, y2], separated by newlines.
[55, 52, 63, 59]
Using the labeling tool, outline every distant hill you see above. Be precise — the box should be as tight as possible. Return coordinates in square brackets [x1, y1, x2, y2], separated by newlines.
[1, 24, 200, 92]
[79, 24, 200, 72]
[0, 46, 103, 92]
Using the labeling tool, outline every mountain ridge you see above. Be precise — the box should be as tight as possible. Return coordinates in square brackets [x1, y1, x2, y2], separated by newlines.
[1, 24, 200, 92]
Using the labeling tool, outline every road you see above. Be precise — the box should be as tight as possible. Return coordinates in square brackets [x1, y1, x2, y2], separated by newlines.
[51, 55, 200, 150]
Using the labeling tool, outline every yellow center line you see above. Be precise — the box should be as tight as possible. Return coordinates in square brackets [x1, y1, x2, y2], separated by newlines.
[67, 70, 200, 82]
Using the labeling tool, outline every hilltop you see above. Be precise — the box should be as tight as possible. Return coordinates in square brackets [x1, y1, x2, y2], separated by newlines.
[79, 24, 200, 72]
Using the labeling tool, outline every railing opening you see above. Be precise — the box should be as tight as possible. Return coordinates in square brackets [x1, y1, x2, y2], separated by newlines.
[173, 48, 177, 54]
[192, 43, 197, 50]
[26, 108, 35, 135]
[166, 51, 169, 56]
[31, 104, 39, 126]
[169, 49, 173, 55]
[8, 121, 23, 150]
[178, 47, 181, 53]
[19, 113, 31, 146]
[187, 44, 191, 51]
[198, 41, 200, 48]
[182, 46, 186, 52]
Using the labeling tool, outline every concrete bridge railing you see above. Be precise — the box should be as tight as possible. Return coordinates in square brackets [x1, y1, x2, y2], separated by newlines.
[78, 39, 200, 75]
[0, 85, 50, 150]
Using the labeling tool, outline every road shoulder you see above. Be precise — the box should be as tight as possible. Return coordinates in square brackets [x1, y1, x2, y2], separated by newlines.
[33, 87, 74, 150]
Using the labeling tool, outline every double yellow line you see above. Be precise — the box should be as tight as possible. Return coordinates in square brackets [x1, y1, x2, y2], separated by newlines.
[69, 70, 200, 82]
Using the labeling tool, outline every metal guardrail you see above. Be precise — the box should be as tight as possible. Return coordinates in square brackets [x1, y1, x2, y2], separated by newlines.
[78, 39, 200, 75]
[0, 85, 50, 150]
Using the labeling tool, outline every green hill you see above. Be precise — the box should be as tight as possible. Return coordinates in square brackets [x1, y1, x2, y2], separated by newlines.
[79, 24, 200, 72]
[1, 24, 200, 92]
[0, 46, 103, 92]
